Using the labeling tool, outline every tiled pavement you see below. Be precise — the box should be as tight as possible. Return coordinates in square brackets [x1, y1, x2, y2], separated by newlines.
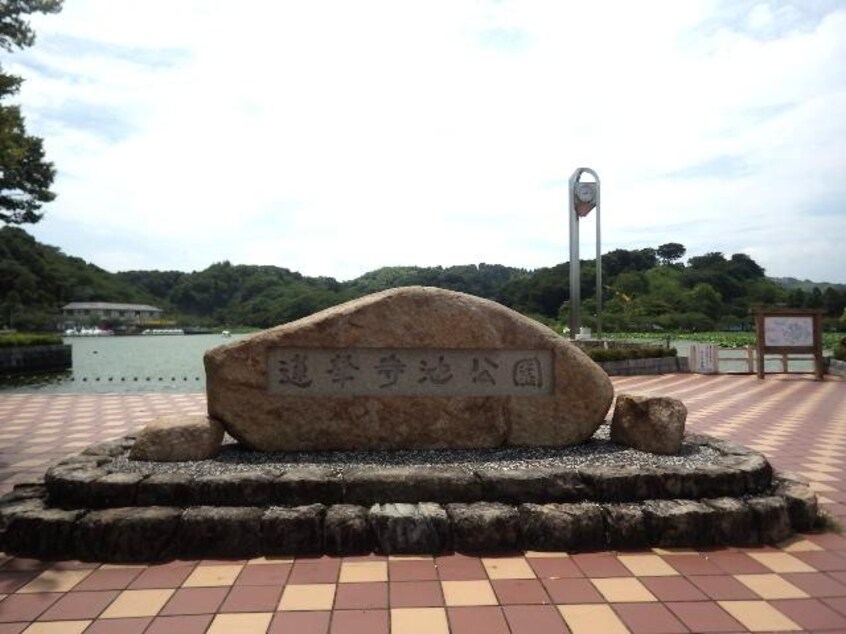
[0, 374, 844, 633]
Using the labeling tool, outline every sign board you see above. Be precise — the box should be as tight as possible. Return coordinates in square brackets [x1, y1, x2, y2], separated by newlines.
[690, 344, 719, 374]
[753, 310, 824, 380]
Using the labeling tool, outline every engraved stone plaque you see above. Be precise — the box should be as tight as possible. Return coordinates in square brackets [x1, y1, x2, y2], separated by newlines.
[268, 348, 554, 396]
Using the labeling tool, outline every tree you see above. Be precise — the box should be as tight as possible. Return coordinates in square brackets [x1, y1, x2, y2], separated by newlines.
[657, 242, 686, 266]
[0, 0, 62, 225]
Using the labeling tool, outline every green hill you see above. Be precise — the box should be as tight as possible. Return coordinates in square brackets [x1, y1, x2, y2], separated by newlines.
[2, 227, 845, 332]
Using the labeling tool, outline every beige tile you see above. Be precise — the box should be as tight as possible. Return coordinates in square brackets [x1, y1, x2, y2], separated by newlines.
[207, 613, 273, 634]
[22, 622, 91, 634]
[747, 551, 816, 573]
[558, 604, 629, 634]
[339, 560, 388, 583]
[777, 536, 823, 553]
[718, 600, 801, 632]
[524, 551, 569, 558]
[278, 584, 336, 611]
[618, 554, 679, 577]
[651, 547, 699, 556]
[182, 564, 243, 587]
[735, 574, 809, 599]
[591, 577, 657, 602]
[18, 569, 92, 593]
[391, 607, 449, 634]
[441, 580, 498, 606]
[247, 556, 294, 565]
[800, 470, 838, 482]
[810, 482, 837, 493]
[482, 557, 536, 579]
[100, 589, 174, 618]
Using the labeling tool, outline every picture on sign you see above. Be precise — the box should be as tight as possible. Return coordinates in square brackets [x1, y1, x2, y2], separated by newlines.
[763, 316, 814, 347]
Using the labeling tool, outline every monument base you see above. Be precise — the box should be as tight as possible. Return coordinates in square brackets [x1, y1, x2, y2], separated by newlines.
[0, 431, 820, 561]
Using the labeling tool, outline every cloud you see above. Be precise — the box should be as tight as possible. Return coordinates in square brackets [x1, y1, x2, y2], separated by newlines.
[5, 0, 844, 283]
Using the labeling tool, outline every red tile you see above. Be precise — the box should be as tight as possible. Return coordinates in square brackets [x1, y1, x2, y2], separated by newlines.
[82, 617, 153, 634]
[435, 555, 487, 581]
[220, 584, 283, 612]
[159, 587, 228, 615]
[491, 579, 550, 604]
[448, 606, 509, 634]
[793, 550, 846, 572]
[334, 582, 388, 610]
[0, 593, 62, 622]
[74, 568, 143, 591]
[782, 571, 846, 597]
[824, 596, 846, 617]
[665, 602, 743, 633]
[0, 572, 37, 594]
[129, 564, 194, 589]
[661, 554, 724, 576]
[145, 614, 214, 634]
[706, 552, 770, 574]
[38, 590, 119, 621]
[612, 603, 688, 634]
[806, 532, 846, 550]
[687, 575, 759, 600]
[527, 558, 584, 579]
[389, 581, 444, 607]
[0, 625, 26, 634]
[330, 609, 388, 634]
[770, 598, 846, 631]
[542, 578, 604, 604]
[641, 576, 708, 602]
[503, 605, 570, 634]
[389, 560, 438, 581]
[571, 553, 631, 577]
[289, 557, 341, 584]
[235, 563, 291, 585]
[270, 610, 331, 633]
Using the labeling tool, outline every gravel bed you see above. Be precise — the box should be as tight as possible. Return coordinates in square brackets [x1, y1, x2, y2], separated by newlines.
[111, 425, 724, 477]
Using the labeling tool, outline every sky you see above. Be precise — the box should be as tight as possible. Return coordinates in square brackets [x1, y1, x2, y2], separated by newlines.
[7, 0, 846, 282]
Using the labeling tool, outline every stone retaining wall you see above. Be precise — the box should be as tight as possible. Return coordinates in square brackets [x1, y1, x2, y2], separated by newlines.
[0, 344, 71, 375]
[598, 356, 689, 376]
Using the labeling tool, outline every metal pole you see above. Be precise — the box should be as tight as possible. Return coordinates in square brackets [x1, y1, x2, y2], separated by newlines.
[568, 172, 580, 339]
[595, 176, 602, 339]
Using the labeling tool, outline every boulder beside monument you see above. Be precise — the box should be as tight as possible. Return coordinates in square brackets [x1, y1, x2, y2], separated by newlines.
[204, 286, 614, 451]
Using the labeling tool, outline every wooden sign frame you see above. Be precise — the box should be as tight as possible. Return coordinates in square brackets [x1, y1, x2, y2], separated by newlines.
[753, 309, 824, 380]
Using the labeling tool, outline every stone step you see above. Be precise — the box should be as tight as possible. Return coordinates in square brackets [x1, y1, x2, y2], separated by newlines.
[44, 434, 775, 509]
[0, 487, 817, 562]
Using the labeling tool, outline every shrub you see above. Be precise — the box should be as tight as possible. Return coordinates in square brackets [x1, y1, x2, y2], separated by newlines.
[587, 346, 677, 363]
[835, 337, 846, 362]
[0, 333, 63, 348]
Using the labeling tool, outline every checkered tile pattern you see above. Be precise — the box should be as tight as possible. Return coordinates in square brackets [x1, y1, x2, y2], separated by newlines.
[0, 374, 844, 633]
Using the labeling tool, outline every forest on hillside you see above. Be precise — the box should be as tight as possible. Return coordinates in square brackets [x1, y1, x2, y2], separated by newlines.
[2, 227, 845, 332]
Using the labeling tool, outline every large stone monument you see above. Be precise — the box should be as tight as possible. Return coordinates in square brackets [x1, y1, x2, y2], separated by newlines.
[204, 286, 614, 451]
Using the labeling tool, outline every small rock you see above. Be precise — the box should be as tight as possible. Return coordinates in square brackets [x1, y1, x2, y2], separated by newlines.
[447, 502, 519, 552]
[262, 504, 325, 555]
[611, 394, 686, 455]
[325, 505, 371, 555]
[370, 503, 449, 554]
[129, 415, 224, 462]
